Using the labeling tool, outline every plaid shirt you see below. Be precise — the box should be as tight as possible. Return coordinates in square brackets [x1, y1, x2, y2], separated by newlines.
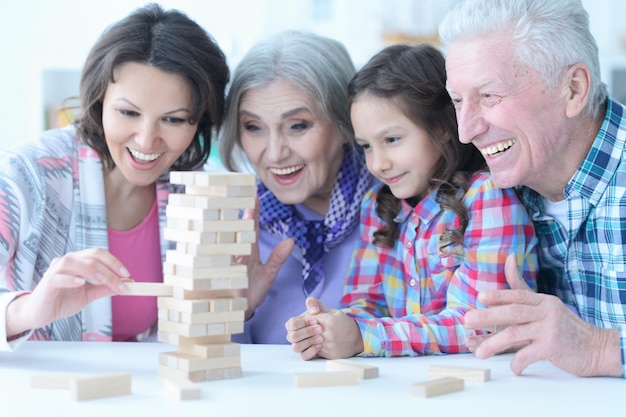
[342, 172, 538, 357]
[519, 97, 626, 377]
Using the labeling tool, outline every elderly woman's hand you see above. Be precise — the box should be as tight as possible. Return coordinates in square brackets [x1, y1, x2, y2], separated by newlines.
[235, 199, 295, 320]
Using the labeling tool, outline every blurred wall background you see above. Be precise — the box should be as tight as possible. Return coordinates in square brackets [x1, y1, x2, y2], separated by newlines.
[0, 0, 624, 150]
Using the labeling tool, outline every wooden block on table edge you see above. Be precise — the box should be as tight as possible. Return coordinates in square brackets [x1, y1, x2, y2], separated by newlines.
[293, 372, 358, 388]
[427, 364, 491, 382]
[325, 359, 379, 379]
[69, 373, 131, 401]
[162, 377, 201, 400]
[411, 377, 464, 398]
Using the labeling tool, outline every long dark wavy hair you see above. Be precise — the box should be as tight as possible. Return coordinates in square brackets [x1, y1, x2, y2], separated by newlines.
[347, 43, 486, 249]
[76, 3, 229, 171]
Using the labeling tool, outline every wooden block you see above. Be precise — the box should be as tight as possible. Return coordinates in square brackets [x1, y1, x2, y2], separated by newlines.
[179, 310, 245, 325]
[411, 377, 464, 398]
[158, 297, 210, 314]
[164, 228, 219, 244]
[185, 185, 256, 198]
[325, 359, 379, 379]
[159, 364, 242, 382]
[159, 295, 246, 315]
[120, 282, 173, 297]
[170, 171, 255, 187]
[294, 372, 358, 388]
[158, 319, 211, 338]
[168, 193, 255, 210]
[165, 250, 231, 268]
[31, 373, 84, 389]
[220, 209, 241, 220]
[167, 218, 255, 233]
[69, 373, 131, 401]
[427, 365, 491, 382]
[159, 351, 241, 372]
[176, 342, 240, 358]
[166, 205, 220, 220]
[157, 331, 230, 346]
[164, 274, 248, 292]
[162, 377, 201, 400]
[171, 288, 238, 300]
[165, 263, 247, 280]
[176, 242, 252, 256]
[194, 172, 256, 187]
[236, 231, 256, 243]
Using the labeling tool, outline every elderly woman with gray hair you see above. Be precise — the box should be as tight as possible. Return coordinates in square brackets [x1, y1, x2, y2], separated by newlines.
[219, 30, 374, 344]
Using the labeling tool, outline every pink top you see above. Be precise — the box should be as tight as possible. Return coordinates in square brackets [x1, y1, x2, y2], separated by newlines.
[108, 199, 162, 341]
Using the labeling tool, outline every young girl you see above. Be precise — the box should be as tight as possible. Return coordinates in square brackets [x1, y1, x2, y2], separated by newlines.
[285, 43, 538, 359]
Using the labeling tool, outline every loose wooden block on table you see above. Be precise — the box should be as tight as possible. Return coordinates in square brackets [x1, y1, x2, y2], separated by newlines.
[121, 282, 173, 297]
[325, 359, 379, 379]
[293, 372, 358, 388]
[162, 377, 201, 400]
[411, 377, 464, 398]
[69, 373, 132, 401]
[427, 364, 491, 382]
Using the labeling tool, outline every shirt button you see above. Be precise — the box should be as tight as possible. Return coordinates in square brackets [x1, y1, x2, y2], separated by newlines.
[410, 279, 416, 287]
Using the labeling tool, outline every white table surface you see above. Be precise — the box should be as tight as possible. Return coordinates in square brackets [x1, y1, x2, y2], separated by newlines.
[0, 341, 622, 417]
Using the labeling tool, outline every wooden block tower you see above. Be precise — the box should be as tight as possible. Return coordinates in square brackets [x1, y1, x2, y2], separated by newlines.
[156, 171, 256, 386]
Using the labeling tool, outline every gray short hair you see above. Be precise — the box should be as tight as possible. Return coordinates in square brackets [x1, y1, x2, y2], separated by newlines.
[219, 30, 356, 172]
[439, 0, 607, 119]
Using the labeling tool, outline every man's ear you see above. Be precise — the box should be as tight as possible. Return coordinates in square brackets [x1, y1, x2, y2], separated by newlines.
[564, 63, 591, 119]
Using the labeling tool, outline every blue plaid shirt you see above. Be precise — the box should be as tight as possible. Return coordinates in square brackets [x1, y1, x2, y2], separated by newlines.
[518, 96, 626, 377]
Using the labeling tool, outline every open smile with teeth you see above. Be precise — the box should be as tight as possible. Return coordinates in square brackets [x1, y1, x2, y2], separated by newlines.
[128, 148, 163, 162]
[480, 139, 515, 157]
[269, 165, 304, 175]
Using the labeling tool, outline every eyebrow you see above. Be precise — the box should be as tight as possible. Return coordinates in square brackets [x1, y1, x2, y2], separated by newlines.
[114, 98, 190, 114]
[239, 106, 313, 120]
[447, 78, 495, 96]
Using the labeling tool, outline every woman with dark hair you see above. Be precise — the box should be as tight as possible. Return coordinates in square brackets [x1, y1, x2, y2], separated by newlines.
[286, 43, 538, 359]
[0, 3, 229, 349]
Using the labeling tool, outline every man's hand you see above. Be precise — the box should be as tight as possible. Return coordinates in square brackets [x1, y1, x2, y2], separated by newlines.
[465, 254, 622, 377]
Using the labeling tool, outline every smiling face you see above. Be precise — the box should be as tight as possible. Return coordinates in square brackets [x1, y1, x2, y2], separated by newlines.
[102, 62, 197, 187]
[351, 94, 441, 200]
[445, 33, 571, 195]
[238, 79, 346, 214]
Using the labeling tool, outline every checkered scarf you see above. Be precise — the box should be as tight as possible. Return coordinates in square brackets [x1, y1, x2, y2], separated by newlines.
[258, 144, 373, 296]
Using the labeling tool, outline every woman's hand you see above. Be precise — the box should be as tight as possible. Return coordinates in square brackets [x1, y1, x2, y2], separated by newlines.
[234, 199, 294, 320]
[6, 248, 131, 338]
